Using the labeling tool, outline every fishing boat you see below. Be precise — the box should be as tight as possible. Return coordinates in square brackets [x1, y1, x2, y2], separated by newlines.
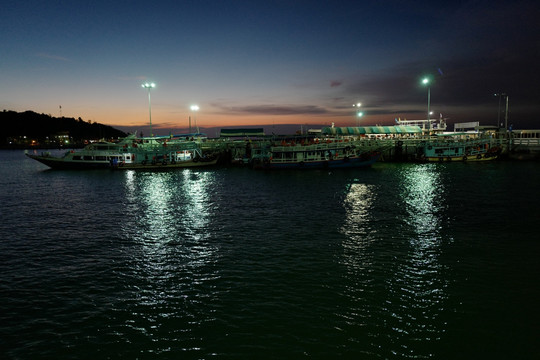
[420, 137, 502, 162]
[252, 139, 381, 169]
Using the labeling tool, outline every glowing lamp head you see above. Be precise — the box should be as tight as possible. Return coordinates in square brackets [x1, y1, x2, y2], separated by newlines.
[142, 82, 156, 89]
[422, 78, 429, 85]
[190, 105, 199, 111]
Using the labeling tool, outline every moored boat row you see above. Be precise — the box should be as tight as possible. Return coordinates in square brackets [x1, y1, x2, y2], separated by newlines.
[26, 126, 509, 171]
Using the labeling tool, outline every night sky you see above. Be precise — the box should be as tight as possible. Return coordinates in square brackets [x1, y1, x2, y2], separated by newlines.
[2, 0, 539, 135]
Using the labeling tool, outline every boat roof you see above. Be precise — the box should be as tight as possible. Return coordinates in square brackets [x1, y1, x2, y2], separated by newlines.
[139, 133, 206, 140]
[322, 125, 423, 135]
[220, 128, 265, 137]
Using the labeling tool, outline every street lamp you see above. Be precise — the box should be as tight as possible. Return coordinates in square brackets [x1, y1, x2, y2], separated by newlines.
[356, 111, 364, 127]
[353, 103, 362, 127]
[141, 82, 156, 136]
[190, 105, 199, 133]
[422, 77, 432, 132]
[422, 77, 431, 122]
[494, 93, 509, 129]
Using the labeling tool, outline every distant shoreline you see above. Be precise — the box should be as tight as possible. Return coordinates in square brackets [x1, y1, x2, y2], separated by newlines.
[0, 145, 84, 150]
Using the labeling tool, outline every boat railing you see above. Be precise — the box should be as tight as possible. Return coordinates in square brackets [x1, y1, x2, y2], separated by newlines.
[270, 138, 393, 152]
[424, 137, 503, 148]
[512, 138, 540, 146]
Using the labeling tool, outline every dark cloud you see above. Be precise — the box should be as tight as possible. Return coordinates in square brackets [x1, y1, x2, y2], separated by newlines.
[211, 103, 329, 116]
[330, 80, 342, 87]
[36, 53, 71, 62]
[343, 45, 540, 126]
[336, 1, 540, 127]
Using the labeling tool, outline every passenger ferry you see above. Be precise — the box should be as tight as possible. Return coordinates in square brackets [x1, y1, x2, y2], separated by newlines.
[25, 134, 137, 169]
[25, 133, 212, 169]
[114, 149, 218, 170]
[252, 139, 381, 169]
[421, 137, 501, 162]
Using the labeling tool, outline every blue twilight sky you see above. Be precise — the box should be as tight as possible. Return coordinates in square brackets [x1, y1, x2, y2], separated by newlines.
[2, 0, 539, 135]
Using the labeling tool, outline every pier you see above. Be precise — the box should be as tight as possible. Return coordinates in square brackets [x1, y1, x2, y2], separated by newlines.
[198, 120, 528, 165]
[200, 136, 509, 164]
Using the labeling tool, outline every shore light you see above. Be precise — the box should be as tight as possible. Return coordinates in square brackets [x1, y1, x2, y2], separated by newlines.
[190, 105, 200, 133]
[494, 93, 509, 129]
[142, 82, 156, 136]
[353, 103, 363, 127]
[422, 77, 431, 127]
[356, 111, 364, 126]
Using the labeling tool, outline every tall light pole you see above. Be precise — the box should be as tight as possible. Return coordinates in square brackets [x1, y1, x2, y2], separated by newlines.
[422, 77, 431, 131]
[353, 103, 362, 127]
[494, 93, 508, 129]
[356, 111, 364, 127]
[190, 105, 199, 133]
[422, 77, 431, 120]
[142, 82, 156, 136]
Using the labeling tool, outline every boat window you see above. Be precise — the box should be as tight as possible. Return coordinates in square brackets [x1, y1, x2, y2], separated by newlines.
[83, 156, 93, 160]
[73, 156, 82, 160]
[96, 156, 106, 160]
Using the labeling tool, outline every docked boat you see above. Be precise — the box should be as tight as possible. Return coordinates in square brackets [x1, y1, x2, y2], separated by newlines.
[252, 140, 381, 169]
[113, 150, 218, 170]
[25, 133, 216, 170]
[420, 137, 502, 162]
[25, 134, 138, 169]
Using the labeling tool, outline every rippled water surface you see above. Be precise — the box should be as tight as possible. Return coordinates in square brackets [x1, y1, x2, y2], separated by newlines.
[1, 150, 539, 359]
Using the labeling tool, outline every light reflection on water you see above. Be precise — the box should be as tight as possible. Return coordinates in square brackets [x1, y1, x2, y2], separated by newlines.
[400, 163, 446, 241]
[340, 182, 377, 271]
[5, 152, 538, 358]
[338, 164, 450, 358]
[117, 169, 221, 352]
[391, 164, 449, 357]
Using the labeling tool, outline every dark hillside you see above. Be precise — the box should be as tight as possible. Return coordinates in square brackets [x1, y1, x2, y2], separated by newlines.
[1, 110, 127, 147]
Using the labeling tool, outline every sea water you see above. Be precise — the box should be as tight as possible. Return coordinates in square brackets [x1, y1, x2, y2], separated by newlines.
[1, 150, 539, 359]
